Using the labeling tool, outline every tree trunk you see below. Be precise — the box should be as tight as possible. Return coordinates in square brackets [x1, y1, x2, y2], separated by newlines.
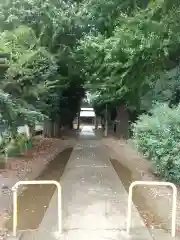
[53, 121, 61, 138]
[95, 116, 99, 129]
[43, 120, 53, 138]
[70, 121, 73, 130]
[68, 118, 74, 130]
[116, 106, 129, 140]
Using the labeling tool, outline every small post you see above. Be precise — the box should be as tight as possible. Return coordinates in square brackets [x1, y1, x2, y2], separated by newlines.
[57, 183, 62, 234]
[13, 189, 18, 237]
[5, 148, 8, 165]
[104, 104, 108, 137]
[77, 110, 80, 130]
[126, 183, 133, 235]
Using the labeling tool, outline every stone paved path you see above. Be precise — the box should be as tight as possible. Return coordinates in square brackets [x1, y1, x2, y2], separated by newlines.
[20, 126, 153, 240]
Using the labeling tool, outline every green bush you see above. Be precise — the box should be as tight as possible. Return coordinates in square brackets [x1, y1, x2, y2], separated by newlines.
[0, 131, 33, 157]
[15, 134, 33, 152]
[6, 134, 32, 156]
[16, 134, 27, 151]
[26, 138, 33, 149]
[132, 103, 180, 183]
[0, 131, 11, 155]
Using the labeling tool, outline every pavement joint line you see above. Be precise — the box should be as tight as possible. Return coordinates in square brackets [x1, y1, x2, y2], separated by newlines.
[62, 228, 127, 231]
[74, 165, 109, 168]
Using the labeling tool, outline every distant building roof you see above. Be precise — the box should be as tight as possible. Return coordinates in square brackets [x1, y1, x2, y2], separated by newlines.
[80, 110, 95, 117]
[81, 108, 94, 111]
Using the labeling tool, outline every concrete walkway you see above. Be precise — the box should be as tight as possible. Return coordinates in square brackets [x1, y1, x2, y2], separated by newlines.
[21, 126, 153, 240]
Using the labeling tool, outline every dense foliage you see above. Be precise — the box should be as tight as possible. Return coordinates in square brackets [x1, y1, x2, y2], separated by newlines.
[132, 103, 180, 183]
[0, 0, 86, 138]
[77, 0, 180, 113]
[1, 0, 180, 128]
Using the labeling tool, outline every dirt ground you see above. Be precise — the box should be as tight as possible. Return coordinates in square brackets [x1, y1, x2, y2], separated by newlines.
[6, 147, 73, 231]
[102, 136, 180, 234]
[0, 135, 76, 238]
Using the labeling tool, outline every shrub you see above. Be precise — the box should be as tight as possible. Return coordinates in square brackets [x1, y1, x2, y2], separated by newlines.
[15, 133, 33, 153]
[0, 131, 11, 155]
[132, 103, 180, 183]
